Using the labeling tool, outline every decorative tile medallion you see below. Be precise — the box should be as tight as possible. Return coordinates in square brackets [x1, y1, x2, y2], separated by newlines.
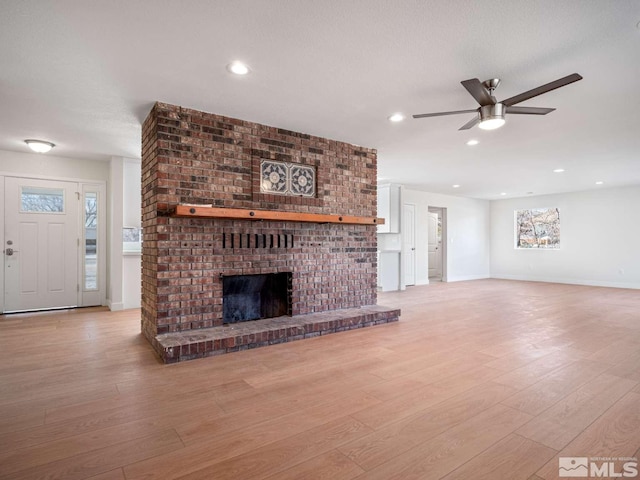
[260, 160, 288, 194]
[289, 164, 315, 197]
[260, 160, 316, 197]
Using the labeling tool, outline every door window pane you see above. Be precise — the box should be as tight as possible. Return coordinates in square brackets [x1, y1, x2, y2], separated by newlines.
[21, 186, 64, 212]
[85, 192, 98, 290]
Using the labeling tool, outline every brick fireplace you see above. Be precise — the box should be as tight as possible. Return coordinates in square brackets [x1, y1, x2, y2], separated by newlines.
[141, 102, 400, 363]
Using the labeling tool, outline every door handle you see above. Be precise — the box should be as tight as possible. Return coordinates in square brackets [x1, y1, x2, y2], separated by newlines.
[5, 248, 19, 256]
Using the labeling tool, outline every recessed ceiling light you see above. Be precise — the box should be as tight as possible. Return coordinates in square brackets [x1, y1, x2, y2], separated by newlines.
[500, 192, 507, 196]
[24, 139, 55, 153]
[595, 181, 604, 185]
[388, 113, 405, 122]
[226, 61, 251, 75]
[553, 168, 565, 173]
[452, 184, 460, 188]
[466, 139, 479, 146]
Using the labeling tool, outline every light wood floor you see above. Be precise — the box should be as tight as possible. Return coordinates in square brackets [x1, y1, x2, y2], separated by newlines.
[1, 279, 639, 480]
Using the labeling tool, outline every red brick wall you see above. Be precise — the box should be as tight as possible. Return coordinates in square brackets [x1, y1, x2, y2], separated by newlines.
[141, 102, 378, 339]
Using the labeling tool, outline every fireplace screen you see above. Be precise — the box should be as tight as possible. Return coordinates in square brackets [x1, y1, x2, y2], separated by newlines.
[222, 273, 292, 324]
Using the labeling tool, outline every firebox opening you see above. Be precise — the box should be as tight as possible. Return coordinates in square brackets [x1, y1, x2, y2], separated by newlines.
[222, 272, 292, 324]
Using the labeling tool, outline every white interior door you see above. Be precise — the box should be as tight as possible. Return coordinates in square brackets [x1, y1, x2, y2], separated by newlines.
[428, 212, 441, 278]
[403, 203, 416, 286]
[4, 177, 79, 312]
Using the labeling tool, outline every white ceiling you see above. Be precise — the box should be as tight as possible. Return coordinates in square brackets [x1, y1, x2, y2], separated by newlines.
[1, 0, 639, 199]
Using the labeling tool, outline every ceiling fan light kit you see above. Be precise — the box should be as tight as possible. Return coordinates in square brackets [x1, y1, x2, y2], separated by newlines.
[478, 103, 506, 130]
[413, 73, 582, 131]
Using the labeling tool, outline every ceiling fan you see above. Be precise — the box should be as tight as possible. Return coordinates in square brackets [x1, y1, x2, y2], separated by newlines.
[412, 73, 583, 130]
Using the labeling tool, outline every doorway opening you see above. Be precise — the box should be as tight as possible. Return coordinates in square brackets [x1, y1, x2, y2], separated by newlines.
[428, 206, 447, 282]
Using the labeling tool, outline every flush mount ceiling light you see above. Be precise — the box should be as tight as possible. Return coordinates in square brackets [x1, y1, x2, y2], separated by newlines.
[24, 139, 55, 153]
[388, 113, 405, 122]
[226, 61, 251, 75]
[553, 168, 565, 173]
[452, 184, 460, 188]
[466, 139, 479, 146]
[500, 192, 507, 196]
[595, 181, 604, 185]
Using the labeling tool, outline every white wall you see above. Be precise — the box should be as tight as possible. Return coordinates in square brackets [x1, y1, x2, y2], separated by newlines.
[122, 159, 141, 309]
[490, 186, 640, 289]
[0, 150, 108, 181]
[403, 189, 491, 284]
[108, 156, 141, 310]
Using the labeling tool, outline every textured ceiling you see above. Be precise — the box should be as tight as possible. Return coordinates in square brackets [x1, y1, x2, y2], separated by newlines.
[1, 0, 639, 199]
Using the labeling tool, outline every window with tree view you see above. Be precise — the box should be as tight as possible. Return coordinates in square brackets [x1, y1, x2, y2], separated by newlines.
[515, 207, 560, 249]
[85, 192, 98, 290]
[21, 186, 64, 212]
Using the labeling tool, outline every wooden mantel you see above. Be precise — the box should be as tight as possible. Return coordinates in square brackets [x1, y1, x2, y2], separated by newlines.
[166, 204, 385, 226]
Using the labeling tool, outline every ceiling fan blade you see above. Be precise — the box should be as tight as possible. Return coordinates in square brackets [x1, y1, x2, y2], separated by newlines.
[412, 109, 478, 119]
[502, 73, 583, 107]
[458, 116, 480, 130]
[505, 106, 556, 115]
[461, 78, 496, 106]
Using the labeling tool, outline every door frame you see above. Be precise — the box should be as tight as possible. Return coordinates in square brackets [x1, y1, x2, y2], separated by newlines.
[428, 206, 448, 283]
[401, 202, 416, 289]
[1, 173, 107, 313]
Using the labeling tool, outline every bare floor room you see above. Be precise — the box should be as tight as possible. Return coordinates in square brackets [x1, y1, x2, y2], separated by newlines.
[1, 2, 640, 480]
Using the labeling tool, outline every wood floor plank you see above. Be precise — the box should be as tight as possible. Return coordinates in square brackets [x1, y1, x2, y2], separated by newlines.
[588, 338, 640, 365]
[339, 381, 518, 471]
[484, 347, 561, 372]
[492, 350, 582, 390]
[0, 387, 226, 452]
[605, 350, 640, 382]
[350, 364, 500, 430]
[262, 449, 364, 480]
[516, 373, 638, 450]
[85, 469, 125, 480]
[500, 359, 612, 416]
[440, 433, 557, 480]
[351, 404, 532, 480]
[0, 415, 183, 476]
[174, 416, 372, 480]
[535, 391, 640, 480]
[1, 428, 183, 480]
[124, 390, 380, 479]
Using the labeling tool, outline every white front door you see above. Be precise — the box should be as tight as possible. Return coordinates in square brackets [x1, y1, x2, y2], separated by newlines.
[4, 177, 79, 312]
[428, 212, 441, 278]
[402, 203, 416, 286]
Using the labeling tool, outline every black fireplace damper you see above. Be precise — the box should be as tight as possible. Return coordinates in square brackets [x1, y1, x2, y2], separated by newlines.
[222, 273, 292, 324]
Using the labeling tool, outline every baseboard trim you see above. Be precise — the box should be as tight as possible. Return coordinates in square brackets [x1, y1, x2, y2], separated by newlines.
[446, 274, 491, 282]
[107, 300, 125, 311]
[490, 274, 640, 290]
